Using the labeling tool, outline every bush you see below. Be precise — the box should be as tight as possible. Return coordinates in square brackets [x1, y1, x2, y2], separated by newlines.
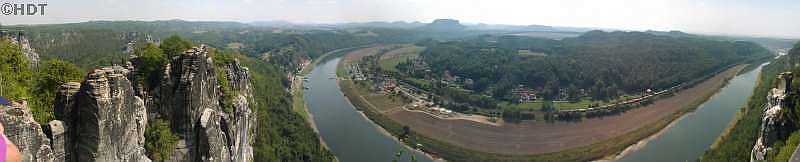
[773, 132, 800, 162]
[134, 43, 167, 90]
[216, 68, 235, 114]
[212, 49, 239, 114]
[145, 119, 179, 162]
[30, 59, 82, 123]
[160, 35, 193, 58]
[0, 40, 32, 100]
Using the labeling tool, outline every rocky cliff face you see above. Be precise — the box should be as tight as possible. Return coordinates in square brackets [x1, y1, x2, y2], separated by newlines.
[65, 66, 150, 162]
[1, 45, 256, 162]
[156, 45, 255, 162]
[158, 45, 221, 140]
[3, 34, 40, 67]
[751, 72, 794, 161]
[223, 60, 256, 162]
[0, 103, 56, 162]
[1, 65, 151, 162]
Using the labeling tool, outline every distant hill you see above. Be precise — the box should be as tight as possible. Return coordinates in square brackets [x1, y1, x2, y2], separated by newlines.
[250, 20, 295, 27]
[340, 21, 425, 29]
[645, 30, 799, 50]
[468, 23, 555, 32]
[419, 19, 466, 32]
[645, 30, 696, 38]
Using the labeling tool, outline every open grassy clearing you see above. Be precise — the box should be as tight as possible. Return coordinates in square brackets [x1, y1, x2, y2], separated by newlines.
[378, 45, 424, 72]
[349, 79, 410, 112]
[500, 95, 641, 111]
[363, 94, 408, 112]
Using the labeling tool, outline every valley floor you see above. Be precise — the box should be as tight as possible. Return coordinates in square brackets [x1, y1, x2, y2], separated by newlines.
[388, 65, 744, 155]
[337, 45, 748, 161]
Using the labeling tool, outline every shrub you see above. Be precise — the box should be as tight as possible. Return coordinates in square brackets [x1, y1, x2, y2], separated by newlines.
[145, 119, 179, 162]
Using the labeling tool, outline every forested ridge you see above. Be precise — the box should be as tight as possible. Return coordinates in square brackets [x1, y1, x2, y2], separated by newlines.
[414, 31, 772, 102]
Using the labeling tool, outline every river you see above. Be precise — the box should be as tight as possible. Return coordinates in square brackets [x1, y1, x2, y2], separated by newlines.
[304, 58, 434, 162]
[307, 55, 767, 162]
[617, 62, 768, 162]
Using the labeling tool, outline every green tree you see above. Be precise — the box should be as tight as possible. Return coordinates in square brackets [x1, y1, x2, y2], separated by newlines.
[502, 107, 522, 123]
[135, 43, 167, 89]
[212, 49, 238, 114]
[145, 119, 179, 162]
[774, 132, 800, 162]
[0, 40, 31, 100]
[30, 59, 82, 123]
[540, 100, 555, 112]
[160, 35, 193, 58]
[401, 126, 411, 140]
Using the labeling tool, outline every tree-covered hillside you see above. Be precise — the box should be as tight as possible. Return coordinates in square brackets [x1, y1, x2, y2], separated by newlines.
[415, 31, 772, 102]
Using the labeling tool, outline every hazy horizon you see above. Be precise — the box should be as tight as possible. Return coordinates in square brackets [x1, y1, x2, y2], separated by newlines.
[2, 0, 799, 39]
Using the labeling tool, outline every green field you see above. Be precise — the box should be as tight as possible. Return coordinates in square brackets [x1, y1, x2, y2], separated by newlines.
[499, 95, 641, 111]
[404, 77, 431, 88]
[378, 45, 424, 72]
[350, 80, 410, 112]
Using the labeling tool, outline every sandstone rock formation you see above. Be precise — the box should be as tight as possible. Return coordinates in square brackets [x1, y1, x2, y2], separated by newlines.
[155, 45, 255, 162]
[65, 66, 150, 162]
[18, 35, 40, 67]
[1, 66, 152, 162]
[751, 72, 794, 161]
[1, 44, 256, 162]
[3, 33, 40, 67]
[224, 60, 256, 162]
[158, 45, 221, 139]
[0, 103, 55, 162]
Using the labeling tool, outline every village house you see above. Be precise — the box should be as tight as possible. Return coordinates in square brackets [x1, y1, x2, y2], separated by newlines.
[511, 85, 539, 103]
[378, 79, 399, 94]
[558, 88, 569, 101]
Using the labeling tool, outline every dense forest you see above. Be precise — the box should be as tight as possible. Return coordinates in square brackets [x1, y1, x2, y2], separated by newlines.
[701, 42, 800, 162]
[17, 20, 436, 73]
[409, 31, 772, 103]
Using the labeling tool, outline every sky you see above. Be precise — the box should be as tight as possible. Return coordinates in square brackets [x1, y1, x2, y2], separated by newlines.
[2, 0, 799, 38]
